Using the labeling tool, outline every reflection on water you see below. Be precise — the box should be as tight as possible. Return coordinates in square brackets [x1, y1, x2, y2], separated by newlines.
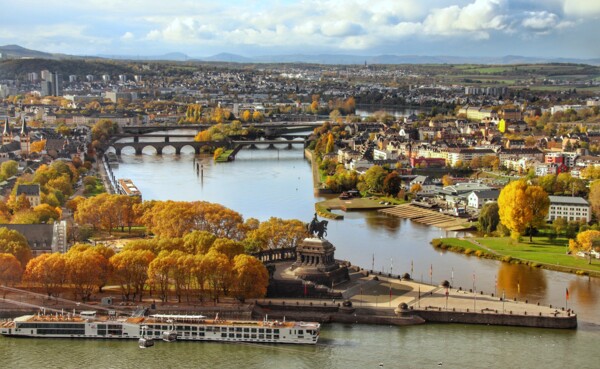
[497, 262, 547, 298]
[112, 148, 600, 325]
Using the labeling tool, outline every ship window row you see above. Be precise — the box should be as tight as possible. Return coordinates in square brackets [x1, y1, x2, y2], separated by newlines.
[146, 325, 280, 334]
[37, 329, 85, 335]
[18, 323, 85, 329]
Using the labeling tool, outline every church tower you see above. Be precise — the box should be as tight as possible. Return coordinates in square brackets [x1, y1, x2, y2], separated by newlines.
[19, 117, 30, 155]
[2, 118, 12, 146]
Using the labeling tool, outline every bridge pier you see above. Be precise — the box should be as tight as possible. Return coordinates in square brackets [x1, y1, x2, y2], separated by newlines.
[156, 147, 163, 155]
[115, 148, 122, 156]
[175, 147, 181, 155]
[165, 136, 170, 143]
[135, 147, 143, 155]
[133, 136, 139, 143]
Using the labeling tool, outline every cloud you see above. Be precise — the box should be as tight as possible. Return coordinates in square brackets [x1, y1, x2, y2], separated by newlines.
[562, 0, 600, 17]
[320, 21, 364, 37]
[0, 0, 595, 57]
[522, 11, 559, 30]
[121, 32, 134, 41]
[423, 0, 507, 39]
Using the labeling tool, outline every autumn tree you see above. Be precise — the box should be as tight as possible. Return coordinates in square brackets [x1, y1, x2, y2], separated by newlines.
[243, 217, 308, 252]
[0, 227, 32, 266]
[442, 175, 454, 187]
[410, 183, 423, 194]
[498, 180, 550, 241]
[148, 250, 177, 302]
[203, 250, 232, 302]
[211, 238, 245, 260]
[382, 171, 401, 196]
[0, 160, 18, 180]
[66, 249, 104, 301]
[0, 253, 23, 297]
[242, 110, 251, 122]
[110, 249, 155, 301]
[588, 180, 600, 221]
[173, 252, 195, 302]
[232, 254, 269, 302]
[569, 230, 600, 264]
[24, 253, 67, 297]
[30, 140, 46, 153]
[252, 111, 264, 122]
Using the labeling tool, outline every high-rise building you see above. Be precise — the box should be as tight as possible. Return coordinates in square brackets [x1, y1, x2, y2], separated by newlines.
[86, 75, 94, 82]
[69, 75, 77, 83]
[102, 74, 111, 82]
[39, 70, 62, 96]
[118, 74, 127, 83]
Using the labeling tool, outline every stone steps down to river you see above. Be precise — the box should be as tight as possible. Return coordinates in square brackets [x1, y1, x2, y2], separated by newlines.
[379, 204, 472, 231]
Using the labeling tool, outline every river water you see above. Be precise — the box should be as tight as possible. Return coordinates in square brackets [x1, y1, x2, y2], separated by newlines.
[1, 147, 598, 368]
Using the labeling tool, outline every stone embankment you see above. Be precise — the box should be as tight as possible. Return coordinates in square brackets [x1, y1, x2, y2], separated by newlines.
[254, 268, 577, 329]
[380, 204, 473, 231]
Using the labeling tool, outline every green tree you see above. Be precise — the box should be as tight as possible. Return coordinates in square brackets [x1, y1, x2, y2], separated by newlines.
[478, 202, 500, 234]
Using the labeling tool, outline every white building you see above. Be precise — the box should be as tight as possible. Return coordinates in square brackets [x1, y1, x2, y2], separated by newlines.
[467, 190, 500, 209]
[547, 196, 591, 223]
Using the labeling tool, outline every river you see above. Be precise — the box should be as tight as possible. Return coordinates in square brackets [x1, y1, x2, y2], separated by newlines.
[1, 147, 597, 368]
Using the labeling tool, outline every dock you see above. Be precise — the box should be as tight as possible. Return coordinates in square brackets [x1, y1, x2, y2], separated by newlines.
[379, 204, 473, 231]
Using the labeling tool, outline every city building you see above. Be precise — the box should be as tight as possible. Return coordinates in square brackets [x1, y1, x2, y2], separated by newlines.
[16, 184, 40, 207]
[547, 196, 591, 223]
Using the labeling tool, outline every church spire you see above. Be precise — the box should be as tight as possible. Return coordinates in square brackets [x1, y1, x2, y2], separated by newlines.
[3, 118, 9, 136]
[20, 116, 28, 136]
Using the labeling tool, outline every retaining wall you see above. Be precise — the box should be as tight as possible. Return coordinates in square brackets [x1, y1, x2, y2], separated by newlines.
[415, 309, 577, 329]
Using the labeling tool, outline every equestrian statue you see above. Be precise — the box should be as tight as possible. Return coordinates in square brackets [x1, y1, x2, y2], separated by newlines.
[307, 213, 328, 239]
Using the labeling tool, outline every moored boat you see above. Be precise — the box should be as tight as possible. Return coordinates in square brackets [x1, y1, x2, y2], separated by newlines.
[0, 311, 320, 345]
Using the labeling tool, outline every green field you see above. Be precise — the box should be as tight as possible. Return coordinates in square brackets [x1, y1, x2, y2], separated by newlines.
[433, 236, 600, 276]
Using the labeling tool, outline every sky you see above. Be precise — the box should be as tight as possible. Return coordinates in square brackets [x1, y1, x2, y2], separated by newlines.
[0, 0, 599, 59]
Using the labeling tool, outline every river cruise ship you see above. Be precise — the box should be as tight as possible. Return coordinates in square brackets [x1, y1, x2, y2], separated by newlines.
[117, 179, 142, 199]
[0, 311, 320, 345]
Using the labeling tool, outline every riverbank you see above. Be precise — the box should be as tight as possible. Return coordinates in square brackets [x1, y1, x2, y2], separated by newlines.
[432, 237, 600, 278]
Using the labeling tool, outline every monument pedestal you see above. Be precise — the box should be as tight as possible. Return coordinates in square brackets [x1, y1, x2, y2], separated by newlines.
[291, 238, 349, 286]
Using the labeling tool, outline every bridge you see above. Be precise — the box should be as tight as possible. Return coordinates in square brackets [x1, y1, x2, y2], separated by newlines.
[107, 140, 225, 155]
[121, 121, 322, 135]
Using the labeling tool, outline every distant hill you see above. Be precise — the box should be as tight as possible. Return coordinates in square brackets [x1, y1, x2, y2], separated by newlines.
[0, 58, 134, 79]
[1, 44, 599, 66]
[0, 44, 57, 59]
[97, 52, 190, 61]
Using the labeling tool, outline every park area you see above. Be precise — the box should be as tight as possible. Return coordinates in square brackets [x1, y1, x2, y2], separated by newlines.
[432, 236, 600, 277]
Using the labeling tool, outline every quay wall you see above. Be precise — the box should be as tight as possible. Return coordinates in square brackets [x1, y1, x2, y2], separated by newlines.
[414, 309, 577, 329]
[253, 302, 425, 326]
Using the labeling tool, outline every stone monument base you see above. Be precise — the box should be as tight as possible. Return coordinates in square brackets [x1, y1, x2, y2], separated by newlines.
[291, 238, 349, 286]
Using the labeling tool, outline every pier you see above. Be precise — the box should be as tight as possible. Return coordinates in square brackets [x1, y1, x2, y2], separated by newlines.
[380, 203, 473, 231]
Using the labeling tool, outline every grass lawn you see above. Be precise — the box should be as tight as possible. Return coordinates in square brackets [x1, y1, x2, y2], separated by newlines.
[434, 236, 600, 276]
[215, 149, 234, 162]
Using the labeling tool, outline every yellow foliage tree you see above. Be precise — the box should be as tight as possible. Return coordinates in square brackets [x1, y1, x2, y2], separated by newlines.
[232, 254, 269, 302]
[0, 253, 23, 297]
[498, 180, 550, 241]
[569, 230, 600, 264]
[30, 140, 46, 153]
